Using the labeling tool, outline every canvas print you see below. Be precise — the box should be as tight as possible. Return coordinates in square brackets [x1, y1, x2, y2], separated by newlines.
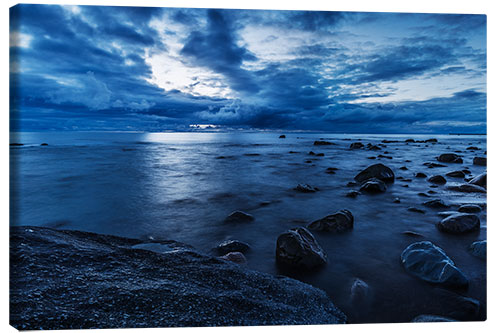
[9, 4, 486, 329]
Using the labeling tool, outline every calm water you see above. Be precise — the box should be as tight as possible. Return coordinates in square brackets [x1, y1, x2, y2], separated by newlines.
[10, 131, 487, 323]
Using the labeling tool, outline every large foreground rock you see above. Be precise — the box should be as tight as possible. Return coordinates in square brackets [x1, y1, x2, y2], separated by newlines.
[401, 241, 468, 288]
[354, 163, 395, 184]
[276, 227, 327, 269]
[10, 226, 346, 330]
[307, 210, 354, 232]
[437, 213, 480, 234]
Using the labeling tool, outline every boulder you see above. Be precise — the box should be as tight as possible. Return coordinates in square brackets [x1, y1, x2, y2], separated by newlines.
[350, 142, 364, 149]
[447, 184, 486, 193]
[437, 153, 463, 163]
[295, 184, 319, 193]
[468, 240, 486, 260]
[423, 199, 448, 209]
[437, 213, 480, 234]
[225, 211, 255, 223]
[219, 252, 247, 265]
[359, 178, 387, 193]
[276, 227, 327, 269]
[415, 172, 427, 178]
[213, 240, 250, 255]
[401, 241, 468, 288]
[346, 190, 360, 198]
[473, 157, 486, 166]
[307, 210, 354, 232]
[354, 163, 395, 184]
[446, 170, 466, 178]
[468, 172, 486, 188]
[458, 204, 481, 213]
[428, 175, 446, 185]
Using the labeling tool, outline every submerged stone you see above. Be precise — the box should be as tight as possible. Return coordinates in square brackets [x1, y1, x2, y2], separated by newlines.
[307, 210, 354, 232]
[276, 227, 327, 269]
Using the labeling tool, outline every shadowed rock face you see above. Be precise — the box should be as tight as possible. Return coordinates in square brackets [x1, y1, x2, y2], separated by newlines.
[307, 210, 354, 232]
[355, 164, 395, 184]
[437, 153, 463, 164]
[469, 240, 486, 260]
[401, 241, 468, 288]
[276, 227, 327, 269]
[469, 172, 486, 188]
[359, 178, 387, 193]
[437, 213, 480, 234]
[473, 157, 486, 166]
[428, 175, 447, 185]
[10, 226, 346, 330]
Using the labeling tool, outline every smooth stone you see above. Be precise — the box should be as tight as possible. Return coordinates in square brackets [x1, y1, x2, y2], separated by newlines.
[313, 140, 335, 146]
[307, 210, 354, 232]
[437, 213, 480, 234]
[466, 146, 480, 150]
[437, 153, 463, 163]
[225, 211, 255, 223]
[458, 204, 481, 213]
[393, 198, 401, 203]
[468, 172, 486, 188]
[402, 231, 424, 237]
[315, 153, 325, 157]
[411, 315, 455, 322]
[369, 145, 381, 151]
[295, 184, 318, 193]
[447, 184, 486, 193]
[40, 143, 49, 146]
[468, 240, 486, 260]
[446, 170, 466, 178]
[276, 227, 327, 269]
[401, 241, 468, 288]
[423, 199, 448, 209]
[400, 166, 408, 170]
[219, 252, 247, 265]
[415, 172, 427, 178]
[279, 135, 286, 138]
[349, 278, 370, 305]
[473, 157, 486, 166]
[425, 138, 438, 143]
[350, 142, 364, 149]
[346, 190, 360, 198]
[423, 162, 447, 168]
[428, 175, 446, 184]
[354, 163, 395, 184]
[213, 240, 250, 255]
[359, 178, 387, 193]
[408, 207, 425, 214]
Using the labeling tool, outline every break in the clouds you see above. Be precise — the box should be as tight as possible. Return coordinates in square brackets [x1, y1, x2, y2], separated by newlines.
[9, 5, 486, 133]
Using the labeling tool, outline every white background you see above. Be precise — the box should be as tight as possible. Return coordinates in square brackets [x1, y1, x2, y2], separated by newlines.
[2, 1, 498, 332]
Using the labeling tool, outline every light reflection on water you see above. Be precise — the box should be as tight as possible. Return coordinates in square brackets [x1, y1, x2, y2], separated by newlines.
[10, 131, 486, 323]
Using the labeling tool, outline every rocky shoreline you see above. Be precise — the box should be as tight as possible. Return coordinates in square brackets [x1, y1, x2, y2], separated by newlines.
[10, 226, 347, 330]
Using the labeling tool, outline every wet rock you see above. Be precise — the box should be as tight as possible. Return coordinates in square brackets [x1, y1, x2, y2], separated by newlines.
[462, 169, 472, 175]
[295, 184, 319, 193]
[469, 240, 486, 260]
[437, 153, 463, 164]
[307, 210, 354, 232]
[10, 143, 24, 146]
[346, 181, 357, 187]
[425, 138, 438, 143]
[346, 191, 360, 198]
[315, 153, 325, 157]
[458, 204, 481, 213]
[367, 156, 376, 160]
[313, 140, 335, 146]
[468, 172, 486, 188]
[377, 154, 392, 159]
[350, 142, 364, 149]
[393, 198, 401, 203]
[308, 151, 316, 156]
[423, 199, 448, 209]
[418, 192, 430, 197]
[225, 211, 255, 223]
[40, 143, 48, 146]
[437, 213, 480, 234]
[276, 227, 327, 269]
[219, 252, 247, 265]
[433, 288, 484, 321]
[354, 163, 395, 184]
[401, 184, 409, 188]
[411, 315, 455, 322]
[349, 278, 370, 306]
[423, 162, 447, 168]
[402, 231, 424, 237]
[360, 178, 387, 193]
[289, 151, 299, 154]
[213, 240, 250, 255]
[415, 172, 427, 178]
[326, 167, 337, 174]
[427, 190, 437, 194]
[408, 207, 425, 214]
[399, 166, 408, 170]
[279, 135, 286, 139]
[401, 241, 468, 288]
[447, 184, 486, 193]
[405, 139, 415, 143]
[473, 157, 486, 166]
[466, 146, 480, 150]
[428, 175, 447, 185]
[437, 211, 458, 218]
[369, 145, 381, 151]
[446, 170, 466, 178]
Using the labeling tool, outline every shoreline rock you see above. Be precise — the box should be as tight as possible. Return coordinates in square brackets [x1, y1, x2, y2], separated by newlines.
[307, 210, 354, 232]
[276, 227, 327, 269]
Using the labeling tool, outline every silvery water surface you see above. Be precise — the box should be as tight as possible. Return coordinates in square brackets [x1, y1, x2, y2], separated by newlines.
[10, 131, 486, 323]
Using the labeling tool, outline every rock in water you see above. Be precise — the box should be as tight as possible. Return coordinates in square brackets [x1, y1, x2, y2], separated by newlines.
[469, 240, 486, 260]
[446, 170, 466, 178]
[346, 190, 360, 198]
[423, 199, 449, 209]
[279, 135, 286, 139]
[437, 153, 463, 163]
[350, 142, 364, 149]
[415, 172, 427, 178]
[350, 278, 370, 306]
[447, 184, 486, 193]
[313, 140, 334, 146]
[359, 178, 387, 193]
[10, 226, 347, 330]
[295, 184, 318, 193]
[307, 210, 354, 232]
[276, 227, 327, 269]
[213, 240, 250, 255]
[411, 315, 455, 322]
[401, 241, 468, 288]
[219, 252, 247, 265]
[468, 172, 486, 188]
[225, 211, 255, 223]
[428, 175, 447, 184]
[437, 213, 480, 234]
[473, 157, 486, 166]
[458, 204, 481, 213]
[355, 163, 395, 184]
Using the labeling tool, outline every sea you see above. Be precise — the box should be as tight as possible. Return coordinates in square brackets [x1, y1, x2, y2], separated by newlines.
[10, 131, 487, 323]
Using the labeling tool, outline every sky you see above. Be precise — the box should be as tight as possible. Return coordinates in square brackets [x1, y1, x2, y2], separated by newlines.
[9, 4, 486, 133]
